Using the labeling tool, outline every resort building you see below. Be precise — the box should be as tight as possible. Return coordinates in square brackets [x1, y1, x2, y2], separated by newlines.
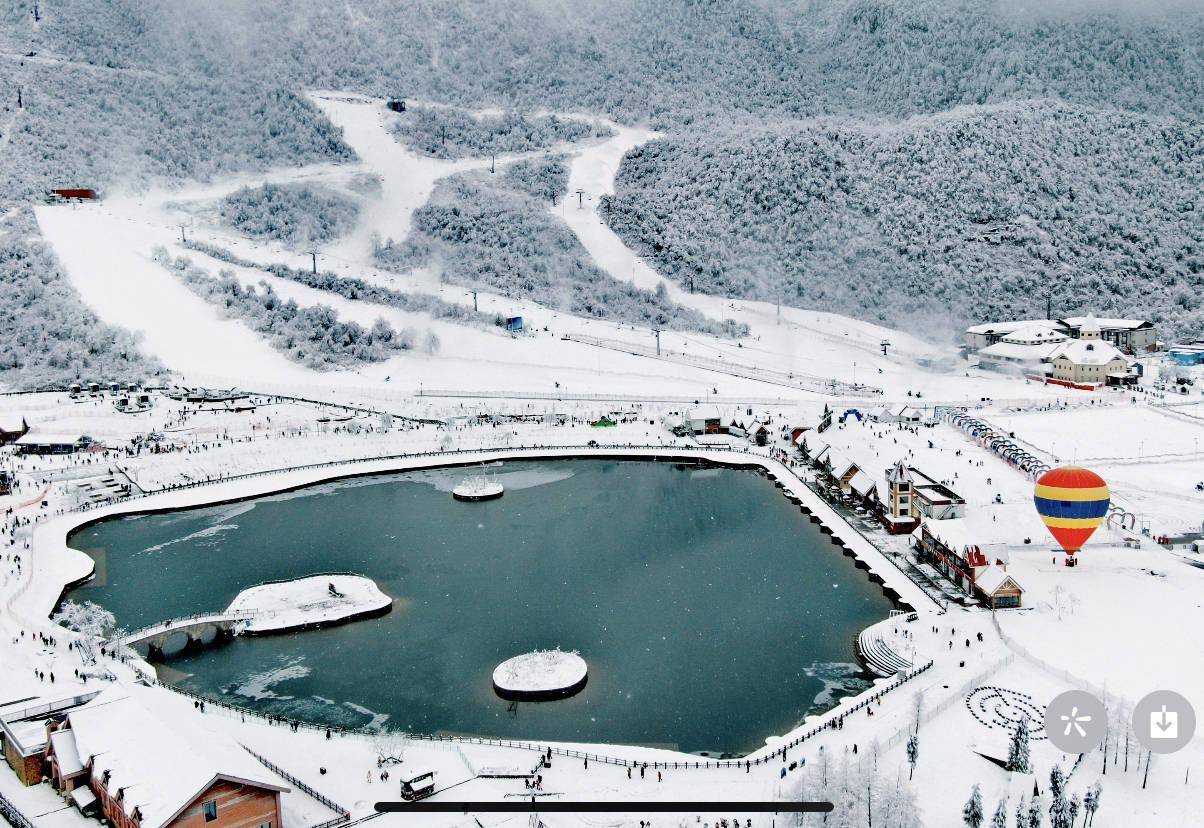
[43, 689, 289, 827]
[909, 468, 966, 520]
[975, 324, 1069, 373]
[881, 461, 920, 534]
[1046, 318, 1134, 386]
[972, 315, 1139, 388]
[913, 519, 1024, 608]
[13, 432, 94, 455]
[1, 692, 100, 786]
[684, 406, 723, 435]
[964, 314, 1155, 355]
[876, 462, 964, 532]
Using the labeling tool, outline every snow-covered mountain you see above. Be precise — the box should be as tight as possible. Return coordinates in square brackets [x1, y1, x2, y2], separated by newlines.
[0, 0, 1200, 385]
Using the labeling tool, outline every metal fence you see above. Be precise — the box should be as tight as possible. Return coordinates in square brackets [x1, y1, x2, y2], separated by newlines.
[151, 657, 935, 772]
[0, 789, 35, 828]
[241, 746, 350, 828]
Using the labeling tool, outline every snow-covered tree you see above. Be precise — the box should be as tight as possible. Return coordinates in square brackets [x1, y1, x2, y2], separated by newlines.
[1083, 782, 1102, 826]
[1007, 720, 1032, 773]
[52, 600, 117, 664]
[991, 798, 1008, 828]
[1049, 766, 1072, 828]
[371, 729, 409, 764]
[906, 733, 919, 780]
[964, 784, 984, 828]
[1027, 795, 1042, 828]
[219, 183, 360, 245]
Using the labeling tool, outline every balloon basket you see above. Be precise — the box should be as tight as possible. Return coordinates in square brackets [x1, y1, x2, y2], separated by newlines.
[1064, 553, 1079, 567]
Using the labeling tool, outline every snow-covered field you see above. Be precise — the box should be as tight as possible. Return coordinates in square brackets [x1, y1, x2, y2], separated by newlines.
[7, 89, 1203, 828]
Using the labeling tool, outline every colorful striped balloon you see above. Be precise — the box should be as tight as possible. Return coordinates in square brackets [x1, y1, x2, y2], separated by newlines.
[1034, 466, 1110, 553]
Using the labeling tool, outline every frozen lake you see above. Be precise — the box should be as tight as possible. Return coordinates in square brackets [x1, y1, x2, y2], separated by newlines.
[68, 460, 895, 755]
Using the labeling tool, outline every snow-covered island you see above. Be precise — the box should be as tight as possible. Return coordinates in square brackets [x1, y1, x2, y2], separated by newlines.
[452, 474, 504, 501]
[228, 574, 392, 634]
[492, 649, 588, 701]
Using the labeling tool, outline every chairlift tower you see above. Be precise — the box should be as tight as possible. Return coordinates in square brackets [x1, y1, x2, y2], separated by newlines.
[304, 251, 318, 274]
[576, 189, 585, 209]
[653, 329, 662, 356]
[880, 339, 891, 357]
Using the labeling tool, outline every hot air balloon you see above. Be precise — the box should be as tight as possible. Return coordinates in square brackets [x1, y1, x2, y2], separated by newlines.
[1034, 466, 1110, 565]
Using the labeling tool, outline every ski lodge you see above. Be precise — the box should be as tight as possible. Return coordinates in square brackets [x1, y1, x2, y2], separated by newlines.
[964, 313, 1155, 355]
[973, 315, 1140, 388]
[42, 689, 289, 828]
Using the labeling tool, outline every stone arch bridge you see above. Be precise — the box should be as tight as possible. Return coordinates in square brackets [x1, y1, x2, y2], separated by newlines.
[110, 612, 256, 661]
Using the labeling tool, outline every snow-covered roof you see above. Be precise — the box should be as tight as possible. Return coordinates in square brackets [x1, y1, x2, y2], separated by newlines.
[977, 340, 1063, 364]
[1050, 339, 1127, 366]
[70, 786, 97, 810]
[50, 730, 84, 776]
[67, 689, 287, 828]
[886, 461, 912, 485]
[829, 453, 860, 478]
[1000, 324, 1068, 345]
[14, 432, 88, 445]
[0, 416, 27, 433]
[1061, 316, 1150, 331]
[918, 518, 977, 552]
[687, 405, 721, 422]
[976, 565, 1023, 596]
[965, 319, 1053, 336]
[848, 470, 877, 497]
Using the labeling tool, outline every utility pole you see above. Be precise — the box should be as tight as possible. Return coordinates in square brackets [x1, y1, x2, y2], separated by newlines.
[490, 152, 495, 174]
[576, 189, 584, 209]
[305, 251, 317, 274]
[653, 329, 661, 356]
[880, 339, 891, 357]
[440, 125, 446, 147]
[471, 290, 478, 312]
[33, 1, 40, 23]
[178, 225, 187, 244]
[1046, 293, 1052, 321]
[16, 86, 22, 108]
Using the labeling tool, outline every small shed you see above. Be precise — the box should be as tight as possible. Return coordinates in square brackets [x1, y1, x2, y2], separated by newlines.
[686, 405, 722, 435]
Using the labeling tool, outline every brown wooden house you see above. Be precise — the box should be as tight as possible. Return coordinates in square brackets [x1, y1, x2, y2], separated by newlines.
[44, 689, 289, 827]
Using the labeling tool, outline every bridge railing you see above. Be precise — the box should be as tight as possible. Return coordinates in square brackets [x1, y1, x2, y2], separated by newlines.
[112, 610, 260, 645]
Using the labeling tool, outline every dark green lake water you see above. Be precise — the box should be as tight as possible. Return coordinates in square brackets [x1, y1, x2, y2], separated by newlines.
[68, 460, 893, 755]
